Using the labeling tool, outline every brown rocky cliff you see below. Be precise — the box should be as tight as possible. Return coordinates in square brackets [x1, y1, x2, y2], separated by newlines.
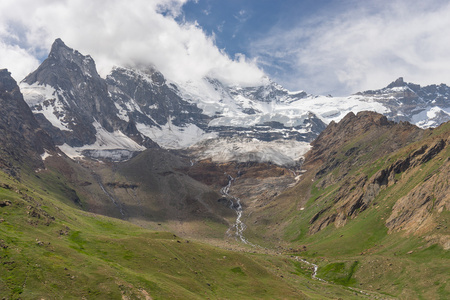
[296, 111, 446, 234]
[305, 111, 423, 188]
[385, 134, 450, 249]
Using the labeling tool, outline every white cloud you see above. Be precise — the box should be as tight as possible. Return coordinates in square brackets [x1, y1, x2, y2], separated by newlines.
[0, 42, 40, 80]
[250, 0, 450, 95]
[0, 0, 265, 86]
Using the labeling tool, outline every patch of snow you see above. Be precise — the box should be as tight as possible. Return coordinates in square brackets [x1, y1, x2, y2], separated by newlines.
[209, 111, 312, 128]
[40, 149, 52, 161]
[92, 120, 145, 150]
[288, 90, 305, 95]
[290, 95, 391, 124]
[389, 86, 409, 92]
[114, 102, 129, 122]
[137, 118, 217, 149]
[83, 149, 137, 161]
[20, 82, 72, 131]
[411, 106, 450, 128]
[58, 120, 145, 160]
[189, 137, 311, 167]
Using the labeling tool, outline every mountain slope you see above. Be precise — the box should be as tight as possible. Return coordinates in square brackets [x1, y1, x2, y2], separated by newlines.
[242, 111, 449, 298]
[106, 66, 214, 149]
[0, 69, 55, 175]
[1, 170, 311, 299]
[1, 63, 364, 300]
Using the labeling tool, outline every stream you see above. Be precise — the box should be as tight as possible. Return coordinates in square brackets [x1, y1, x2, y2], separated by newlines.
[220, 174, 253, 245]
[218, 171, 378, 297]
[291, 256, 324, 282]
[220, 173, 324, 281]
[93, 173, 125, 217]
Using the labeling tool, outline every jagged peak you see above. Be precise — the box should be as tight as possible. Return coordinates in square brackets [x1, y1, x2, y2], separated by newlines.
[22, 38, 101, 87]
[48, 38, 94, 65]
[51, 38, 68, 50]
[48, 38, 75, 59]
[386, 77, 407, 89]
[0, 68, 13, 81]
[0, 68, 11, 75]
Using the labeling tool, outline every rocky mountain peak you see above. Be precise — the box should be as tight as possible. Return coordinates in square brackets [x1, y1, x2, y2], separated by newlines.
[49, 38, 70, 57]
[50, 38, 96, 69]
[0, 69, 20, 92]
[20, 39, 149, 153]
[355, 77, 450, 127]
[311, 111, 394, 150]
[24, 38, 101, 89]
[386, 77, 406, 88]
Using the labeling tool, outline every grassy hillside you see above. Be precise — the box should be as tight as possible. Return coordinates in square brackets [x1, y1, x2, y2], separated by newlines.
[1, 165, 372, 299]
[244, 113, 450, 299]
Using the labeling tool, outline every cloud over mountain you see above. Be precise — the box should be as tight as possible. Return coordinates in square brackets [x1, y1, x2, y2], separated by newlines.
[250, 0, 450, 95]
[0, 0, 265, 86]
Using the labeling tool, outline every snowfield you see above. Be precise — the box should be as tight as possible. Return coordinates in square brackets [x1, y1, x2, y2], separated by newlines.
[188, 137, 311, 167]
[20, 63, 450, 165]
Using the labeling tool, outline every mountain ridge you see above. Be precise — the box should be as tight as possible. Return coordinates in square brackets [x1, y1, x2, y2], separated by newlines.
[19, 39, 450, 166]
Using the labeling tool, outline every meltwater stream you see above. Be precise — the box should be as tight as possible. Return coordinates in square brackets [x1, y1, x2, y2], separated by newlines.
[218, 173, 374, 297]
[220, 174, 253, 245]
[93, 174, 125, 217]
[219, 174, 327, 282]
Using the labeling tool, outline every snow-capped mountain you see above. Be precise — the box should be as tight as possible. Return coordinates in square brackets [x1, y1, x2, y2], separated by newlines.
[20, 39, 153, 160]
[19, 39, 326, 162]
[356, 77, 450, 128]
[105, 66, 215, 149]
[18, 39, 450, 165]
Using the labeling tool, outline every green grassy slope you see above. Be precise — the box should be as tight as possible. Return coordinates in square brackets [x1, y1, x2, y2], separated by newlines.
[1, 166, 370, 299]
[244, 115, 450, 299]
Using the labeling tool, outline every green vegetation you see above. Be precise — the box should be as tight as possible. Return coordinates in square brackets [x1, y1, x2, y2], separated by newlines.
[245, 118, 450, 299]
[317, 261, 359, 285]
[1, 167, 369, 299]
[1, 114, 449, 299]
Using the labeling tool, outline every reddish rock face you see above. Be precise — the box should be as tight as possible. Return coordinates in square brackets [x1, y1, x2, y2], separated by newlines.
[285, 110, 449, 243]
[305, 111, 424, 182]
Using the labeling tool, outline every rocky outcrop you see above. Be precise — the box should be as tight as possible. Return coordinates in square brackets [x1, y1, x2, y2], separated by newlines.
[0, 69, 55, 173]
[309, 135, 448, 234]
[300, 111, 449, 240]
[386, 137, 450, 240]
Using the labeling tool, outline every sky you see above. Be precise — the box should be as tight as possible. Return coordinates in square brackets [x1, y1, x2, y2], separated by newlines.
[1, 0, 450, 95]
